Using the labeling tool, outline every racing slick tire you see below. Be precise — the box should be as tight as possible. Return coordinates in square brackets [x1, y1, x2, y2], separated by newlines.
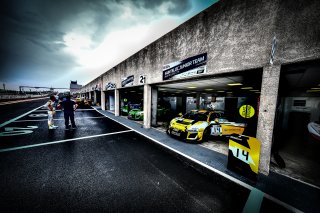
[201, 127, 210, 143]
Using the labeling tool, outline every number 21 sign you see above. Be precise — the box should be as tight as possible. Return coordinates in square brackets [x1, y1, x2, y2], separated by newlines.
[139, 75, 146, 84]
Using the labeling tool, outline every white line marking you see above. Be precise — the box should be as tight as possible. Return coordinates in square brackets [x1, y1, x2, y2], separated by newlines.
[93, 108, 303, 213]
[13, 116, 106, 122]
[0, 105, 44, 128]
[0, 130, 133, 153]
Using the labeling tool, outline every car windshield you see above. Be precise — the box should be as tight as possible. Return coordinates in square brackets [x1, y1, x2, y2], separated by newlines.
[183, 113, 208, 121]
[130, 104, 141, 109]
[209, 112, 224, 121]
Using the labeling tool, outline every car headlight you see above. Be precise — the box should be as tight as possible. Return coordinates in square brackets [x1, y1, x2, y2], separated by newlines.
[187, 128, 199, 133]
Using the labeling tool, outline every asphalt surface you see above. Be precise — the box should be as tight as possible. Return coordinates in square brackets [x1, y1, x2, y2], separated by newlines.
[0, 98, 47, 125]
[0, 99, 294, 212]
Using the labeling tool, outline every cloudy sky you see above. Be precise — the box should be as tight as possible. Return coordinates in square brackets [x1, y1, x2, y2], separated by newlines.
[1, 0, 218, 90]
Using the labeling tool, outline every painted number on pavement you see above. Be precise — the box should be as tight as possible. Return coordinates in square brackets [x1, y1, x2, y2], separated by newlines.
[0, 126, 38, 137]
[29, 113, 47, 117]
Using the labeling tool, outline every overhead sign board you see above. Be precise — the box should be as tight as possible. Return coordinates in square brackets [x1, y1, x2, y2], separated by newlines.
[121, 75, 134, 87]
[94, 84, 101, 91]
[162, 53, 207, 81]
[227, 134, 261, 180]
[106, 82, 116, 90]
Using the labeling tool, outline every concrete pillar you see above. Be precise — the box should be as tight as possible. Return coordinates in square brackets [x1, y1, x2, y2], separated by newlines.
[101, 91, 106, 110]
[143, 84, 152, 128]
[151, 87, 158, 127]
[93, 91, 97, 103]
[115, 89, 120, 116]
[181, 96, 187, 114]
[256, 65, 281, 175]
[89, 91, 92, 100]
[196, 92, 200, 109]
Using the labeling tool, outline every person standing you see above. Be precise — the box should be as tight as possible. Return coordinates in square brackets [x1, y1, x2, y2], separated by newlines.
[45, 95, 58, 129]
[61, 95, 77, 130]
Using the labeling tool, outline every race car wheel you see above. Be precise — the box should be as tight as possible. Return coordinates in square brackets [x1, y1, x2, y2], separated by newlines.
[202, 128, 210, 142]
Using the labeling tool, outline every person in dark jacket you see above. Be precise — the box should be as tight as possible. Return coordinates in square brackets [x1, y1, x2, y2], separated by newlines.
[61, 95, 77, 130]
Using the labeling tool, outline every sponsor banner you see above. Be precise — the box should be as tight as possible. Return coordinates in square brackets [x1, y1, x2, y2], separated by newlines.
[162, 53, 207, 81]
[121, 75, 134, 87]
[239, 105, 255, 118]
[227, 134, 261, 180]
[106, 82, 116, 90]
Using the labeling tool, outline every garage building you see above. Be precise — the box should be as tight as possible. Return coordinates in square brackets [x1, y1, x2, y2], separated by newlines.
[79, 0, 320, 185]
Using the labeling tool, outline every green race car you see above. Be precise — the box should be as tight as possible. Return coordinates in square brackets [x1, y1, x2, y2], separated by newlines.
[127, 104, 143, 120]
[128, 108, 144, 120]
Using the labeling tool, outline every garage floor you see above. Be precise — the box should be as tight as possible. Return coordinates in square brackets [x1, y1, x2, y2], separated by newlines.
[270, 151, 320, 188]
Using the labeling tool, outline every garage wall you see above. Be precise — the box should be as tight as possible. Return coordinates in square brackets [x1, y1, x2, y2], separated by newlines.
[102, 0, 277, 86]
[82, 0, 320, 91]
[282, 97, 320, 129]
[275, 0, 320, 64]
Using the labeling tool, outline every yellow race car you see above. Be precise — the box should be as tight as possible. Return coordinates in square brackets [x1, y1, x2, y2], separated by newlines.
[167, 110, 216, 142]
[167, 110, 246, 143]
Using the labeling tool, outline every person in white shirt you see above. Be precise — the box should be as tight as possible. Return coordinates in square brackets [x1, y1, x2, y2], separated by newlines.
[45, 95, 58, 129]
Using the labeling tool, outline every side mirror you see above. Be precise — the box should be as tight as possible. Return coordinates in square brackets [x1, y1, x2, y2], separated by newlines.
[178, 112, 183, 117]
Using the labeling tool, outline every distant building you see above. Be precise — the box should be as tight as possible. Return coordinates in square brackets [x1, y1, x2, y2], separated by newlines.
[70, 80, 82, 94]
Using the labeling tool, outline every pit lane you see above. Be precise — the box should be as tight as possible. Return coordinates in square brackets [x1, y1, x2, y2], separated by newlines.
[0, 101, 302, 212]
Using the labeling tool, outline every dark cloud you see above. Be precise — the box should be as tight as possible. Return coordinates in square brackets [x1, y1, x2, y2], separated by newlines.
[0, 0, 95, 83]
[0, 0, 193, 87]
[116, 0, 191, 15]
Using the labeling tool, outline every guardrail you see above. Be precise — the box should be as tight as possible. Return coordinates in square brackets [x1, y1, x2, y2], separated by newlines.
[0, 94, 49, 101]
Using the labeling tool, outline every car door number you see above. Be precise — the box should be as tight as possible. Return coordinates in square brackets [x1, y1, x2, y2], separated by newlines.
[211, 126, 222, 135]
